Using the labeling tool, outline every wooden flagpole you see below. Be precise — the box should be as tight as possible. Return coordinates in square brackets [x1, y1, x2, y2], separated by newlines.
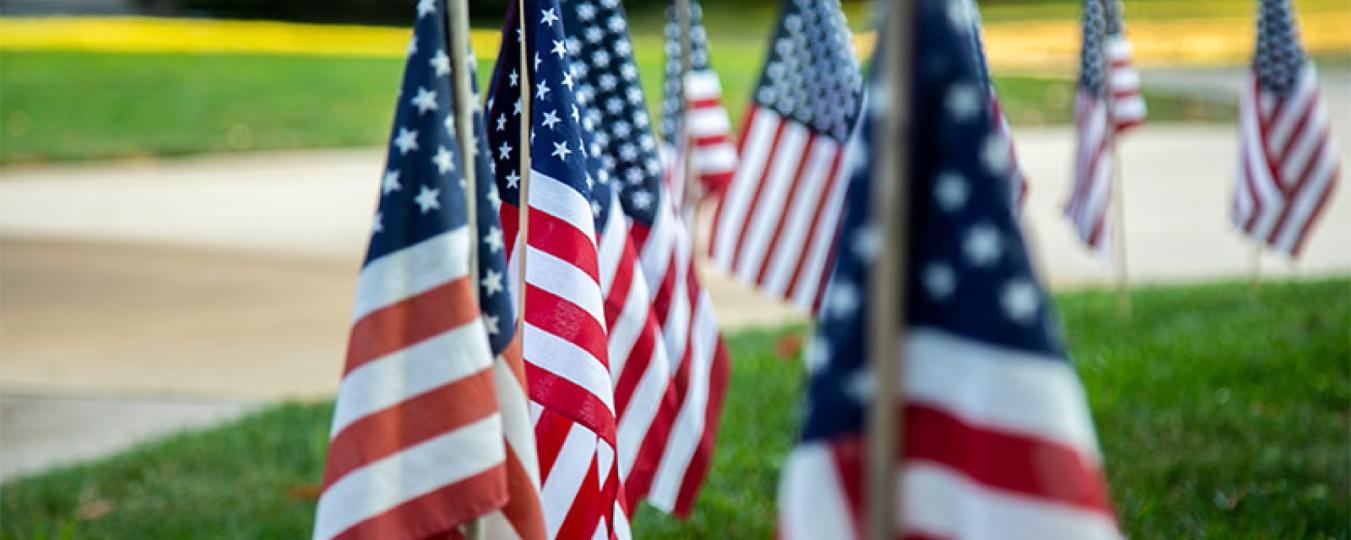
[1100, 0, 1130, 318]
[516, 0, 533, 320]
[674, 0, 703, 259]
[445, 2, 486, 538]
[1250, 244, 1262, 293]
[867, 2, 913, 539]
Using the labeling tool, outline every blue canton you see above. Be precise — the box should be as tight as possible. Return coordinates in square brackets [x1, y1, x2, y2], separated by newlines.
[659, 0, 718, 146]
[1255, 0, 1307, 95]
[746, 0, 863, 142]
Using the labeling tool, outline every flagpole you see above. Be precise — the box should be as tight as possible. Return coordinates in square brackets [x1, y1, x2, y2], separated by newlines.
[516, 0, 533, 320]
[868, 2, 913, 539]
[675, 0, 701, 252]
[1250, 244, 1262, 293]
[1100, 0, 1130, 318]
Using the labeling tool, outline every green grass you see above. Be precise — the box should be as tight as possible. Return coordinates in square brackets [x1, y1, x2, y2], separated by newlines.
[3, 278, 1347, 538]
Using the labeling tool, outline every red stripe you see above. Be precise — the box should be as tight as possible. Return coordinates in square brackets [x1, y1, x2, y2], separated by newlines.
[1272, 89, 1319, 168]
[523, 285, 609, 369]
[671, 336, 731, 517]
[731, 119, 789, 273]
[1289, 163, 1339, 256]
[754, 134, 820, 287]
[323, 368, 499, 490]
[689, 97, 722, 110]
[612, 312, 658, 418]
[694, 134, 728, 147]
[498, 446, 547, 540]
[622, 381, 677, 509]
[345, 277, 478, 375]
[709, 106, 762, 258]
[828, 437, 866, 540]
[534, 409, 574, 481]
[523, 363, 617, 444]
[500, 202, 520, 259]
[810, 209, 846, 314]
[1242, 79, 1270, 232]
[904, 404, 1114, 514]
[331, 464, 507, 540]
[785, 146, 846, 304]
[527, 206, 601, 284]
[649, 248, 678, 330]
[700, 170, 735, 198]
[553, 455, 606, 540]
[1266, 128, 1330, 244]
[1239, 140, 1265, 234]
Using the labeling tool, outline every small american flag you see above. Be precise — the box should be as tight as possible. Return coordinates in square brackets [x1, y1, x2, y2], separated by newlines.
[1065, 0, 1146, 254]
[484, 1, 628, 537]
[707, 0, 864, 313]
[313, 1, 510, 537]
[661, 0, 739, 202]
[778, 2, 1119, 538]
[561, 0, 732, 517]
[1233, 0, 1340, 255]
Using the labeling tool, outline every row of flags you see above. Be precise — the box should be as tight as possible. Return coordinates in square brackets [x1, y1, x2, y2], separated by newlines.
[313, 0, 1339, 538]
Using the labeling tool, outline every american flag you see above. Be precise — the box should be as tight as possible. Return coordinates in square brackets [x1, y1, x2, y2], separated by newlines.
[1233, 0, 1340, 255]
[484, 1, 627, 537]
[957, 0, 1029, 211]
[707, 0, 864, 313]
[561, 0, 731, 517]
[778, 2, 1119, 538]
[313, 2, 511, 538]
[1065, 0, 1146, 254]
[661, 0, 739, 203]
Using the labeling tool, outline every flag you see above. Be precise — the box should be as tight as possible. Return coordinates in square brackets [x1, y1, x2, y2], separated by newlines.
[661, 0, 739, 202]
[956, 0, 1029, 211]
[465, 35, 549, 540]
[314, 1, 508, 537]
[778, 2, 1119, 538]
[560, 0, 731, 516]
[1233, 0, 1340, 255]
[484, 1, 628, 537]
[706, 0, 865, 313]
[1065, 0, 1146, 254]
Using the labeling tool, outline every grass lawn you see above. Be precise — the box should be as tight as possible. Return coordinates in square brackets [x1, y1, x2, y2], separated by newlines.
[3, 278, 1347, 538]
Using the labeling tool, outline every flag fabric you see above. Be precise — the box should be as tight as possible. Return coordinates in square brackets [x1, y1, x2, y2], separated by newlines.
[560, 0, 731, 517]
[1232, 0, 1340, 255]
[559, 0, 683, 514]
[465, 39, 549, 540]
[707, 0, 865, 313]
[957, 0, 1029, 211]
[314, 2, 509, 538]
[1065, 0, 1146, 254]
[778, 2, 1119, 538]
[483, 1, 628, 537]
[661, 0, 739, 202]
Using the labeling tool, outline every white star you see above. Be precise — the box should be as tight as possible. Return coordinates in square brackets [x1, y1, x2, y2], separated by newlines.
[481, 268, 504, 296]
[827, 280, 859, 318]
[982, 134, 1011, 177]
[382, 169, 402, 194]
[562, 72, 575, 91]
[429, 49, 450, 76]
[498, 141, 513, 161]
[432, 146, 454, 174]
[487, 185, 502, 209]
[484, 226, 504, 253]
[630, 189, 652, 209]
[513, 98, 522, 116]
[963, 224, 1003, 267]
[495, 114, 507, 131]
[923, 262, 957, 300]
[541, 7, 559, 26]
[551, 39, 567, 59]
[371, 211, 383, 234]
[934, 172, 969, 212]
[804, 339, 830, 374]
[533, 52, 541, 71]
[535, 80, 551, 100]
[443, 114, 455, 136]
[393, 127, 419, 155]
[844, 370, 875, 403]
[852, 225, 881, 261]
[1001, 279, 1040, 324]
[508, 69, 519, 87]
[416, 0, 436, 17]
[505, 170, 520, 189]
[414, 185, 440, 213]
[945, 82, 982, 121]
[411, 86, 438, 114]
[577, 3, 596, 21]
[542, 110, 561, 130]
[484, 314, 501, 335]
[551, 140, 572, 161]
[407, 34, 418, 57]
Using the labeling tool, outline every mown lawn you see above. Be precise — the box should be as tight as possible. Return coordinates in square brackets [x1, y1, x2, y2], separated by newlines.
[3, 278, 1347, 538]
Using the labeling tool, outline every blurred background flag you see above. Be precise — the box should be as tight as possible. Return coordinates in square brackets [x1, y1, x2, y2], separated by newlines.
[661, 0, 739, 204]
[559, 0, 683, 514]
[1065, 0, 1146, 255]
[956, 0, 1029, 212]
[313, 1, 509, 538]
[559, 0, 732, 517]
[778, 1, 1119, 538]
[484, 1, 628, 537]
[706, 0, 864, 314]
[1232, 0, 1340, 256]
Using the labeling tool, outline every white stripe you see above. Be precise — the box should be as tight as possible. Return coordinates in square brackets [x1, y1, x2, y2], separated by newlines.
[529, 168, 599, 243]
[313, 415, 504, 540]
[694, 144, 738, 173]
[1108, 68, 1139, 93]
[493, 359, 541, 489]
[659, 223, 693, 368]
[639, 203, 675, 294]
[763, 137, 841, 296]
[1278, 97, 1329, 182]
[352, 228, 470, 323]
[607, 268, 651, 380]
[1266, 67, 1318, 152]
[523, 323, 616, 413]
[526, 246, 605, 328]
[904, 327, 1102, 458]
[616, 342, 671, 481]
[329, 321, 493, 439]
[596, 194, 628, 293]
[1076, 148, 1112, 249]
[902, 463, 1122, 540]
[1242, 84, 1288, 240]
[683, 69, 723, 100]
[479, 510, 524, 540]
[688, 107, 732, 138]
[1111, 95, 1146, 124]
[713, 109, 780, 266]
[648, 290, 718, 511]
[790, 143, 853, 310]
[540, 424, 597, 540]
[737, 124, 811, 282]
[778, 442, 857, 540]
[1273, 143, 1337, 253]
